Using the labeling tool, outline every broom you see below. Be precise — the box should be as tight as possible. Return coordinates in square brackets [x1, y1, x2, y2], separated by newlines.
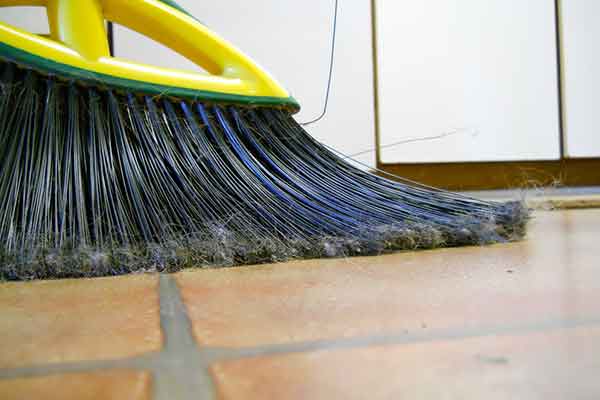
[0, 0, 528, 280]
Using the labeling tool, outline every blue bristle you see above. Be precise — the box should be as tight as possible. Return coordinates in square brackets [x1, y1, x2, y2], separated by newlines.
[0, 60, 529, 280]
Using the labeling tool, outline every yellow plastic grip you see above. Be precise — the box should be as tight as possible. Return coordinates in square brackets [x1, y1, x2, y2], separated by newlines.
[0, 0, 292, 103]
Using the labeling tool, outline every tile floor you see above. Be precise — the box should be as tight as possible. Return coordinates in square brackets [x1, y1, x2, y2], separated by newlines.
[1, 209, 599, 399]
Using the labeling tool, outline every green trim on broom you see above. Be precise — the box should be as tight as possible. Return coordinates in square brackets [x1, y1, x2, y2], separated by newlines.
[0, 42, 300, 110]
[155, 0, 193, 17]
[155, 0, 206, 26]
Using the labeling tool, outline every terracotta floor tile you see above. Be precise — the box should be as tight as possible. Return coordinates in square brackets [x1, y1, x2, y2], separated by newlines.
[0, 274, 161, 368]
[177, 210, 600, 347]
[0, 370, 152, 400]
[211, 326, 600, 400]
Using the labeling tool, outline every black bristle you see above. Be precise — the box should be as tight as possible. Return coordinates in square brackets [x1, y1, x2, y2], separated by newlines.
[0, 60, 530, 280]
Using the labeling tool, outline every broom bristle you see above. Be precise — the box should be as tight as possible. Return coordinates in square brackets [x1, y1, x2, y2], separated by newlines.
[0, 60, 529, 280]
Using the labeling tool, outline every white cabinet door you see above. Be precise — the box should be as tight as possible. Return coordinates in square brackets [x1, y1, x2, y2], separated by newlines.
[113, 0, 377, 167]
[561, 0, 600, 158]
[376, 0, 561, 163]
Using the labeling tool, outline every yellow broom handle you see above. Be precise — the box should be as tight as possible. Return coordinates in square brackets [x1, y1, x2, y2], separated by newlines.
[0, 0, 291, 101]
[0, 0, 110, 61]
[102, 0, 225, 74]
[46, 0, 110, 60]
[0, 0, 258, 76]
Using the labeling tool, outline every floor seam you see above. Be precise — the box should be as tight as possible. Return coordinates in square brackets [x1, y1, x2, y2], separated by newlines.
[199, 316, 600, 364]
[0, 353, 158, 380]
[153, 274, 216, 400]
[0, 312, 600, 378]
[0, 274, 218, 400]
[2, 274, 599, 397]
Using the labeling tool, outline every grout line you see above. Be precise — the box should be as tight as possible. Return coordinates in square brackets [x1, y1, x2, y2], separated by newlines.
[199, 316, 600, 364]
[0, 354, 156, 380]
[2, 273, 599, 396]
[2, 314, 598, 379]
[153, 274, 216, 400]
[0, 275, 218, 400]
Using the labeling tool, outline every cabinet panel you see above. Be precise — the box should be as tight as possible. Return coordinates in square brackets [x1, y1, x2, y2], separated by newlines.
[561, 0, 600, 158]
[113, 0, 376, 166]
[376, 0, 560, 163]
